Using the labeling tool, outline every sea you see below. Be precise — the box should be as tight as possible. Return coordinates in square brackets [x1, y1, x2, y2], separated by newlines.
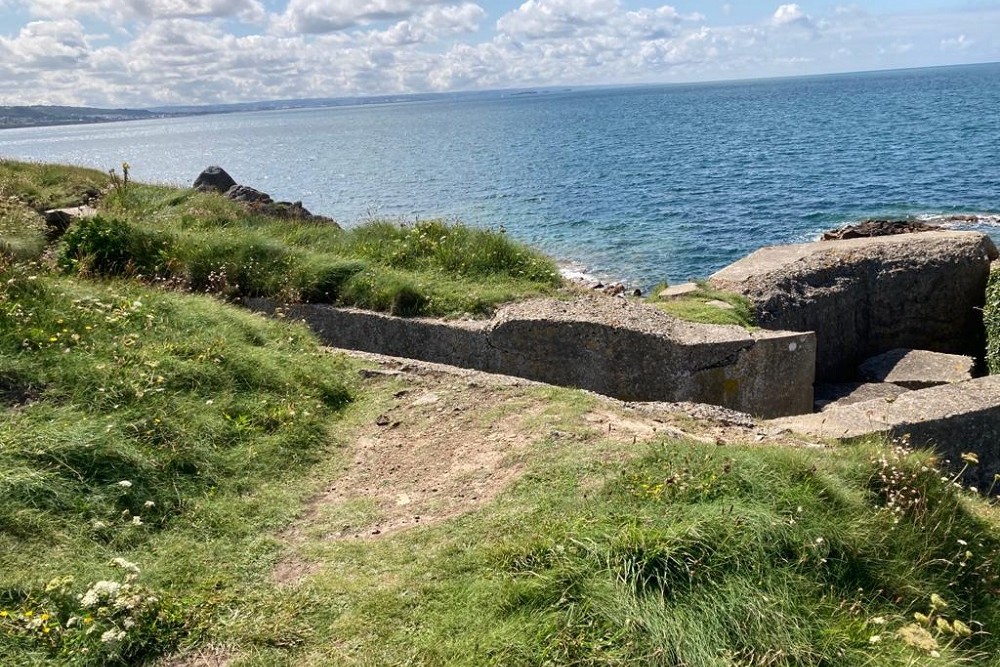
[2, 63, 998, 289]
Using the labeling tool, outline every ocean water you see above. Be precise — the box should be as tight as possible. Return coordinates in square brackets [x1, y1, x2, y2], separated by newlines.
[2, 63, 998, 288]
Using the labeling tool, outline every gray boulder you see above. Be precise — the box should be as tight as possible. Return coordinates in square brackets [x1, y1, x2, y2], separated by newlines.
[709, 231, 998, 381]
[858, 348, 974, 389]
[193, 166, 237, 193]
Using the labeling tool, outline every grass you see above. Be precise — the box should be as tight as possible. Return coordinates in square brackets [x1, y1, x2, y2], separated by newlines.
[0, 160, 109, 210]
[651, 282, 756, 328]
[984, 270, 1000, 374]
[0, 264, 355, 665]
[195, 417, 1000, 666]
[0, 160, 564, 317]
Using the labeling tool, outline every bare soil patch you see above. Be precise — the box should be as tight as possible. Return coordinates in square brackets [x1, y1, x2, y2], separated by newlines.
[273, 349, 805, 584]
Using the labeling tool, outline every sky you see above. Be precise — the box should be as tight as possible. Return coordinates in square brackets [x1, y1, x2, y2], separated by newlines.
[0, 1, 998, 107]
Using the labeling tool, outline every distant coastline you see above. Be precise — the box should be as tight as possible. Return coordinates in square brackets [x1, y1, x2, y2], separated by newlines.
[0, 88, 577, 131]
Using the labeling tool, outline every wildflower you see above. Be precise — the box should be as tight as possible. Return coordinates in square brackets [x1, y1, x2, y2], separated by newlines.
[914, 612, 930, 625]
[111, 558, 140, 574]
[100, 629, 125, 643]
[869, 634, 882, 644]
[117, 480, 132, 488]
[144, 500, 155, 508]
[930, 593, 948, 610]
[131, 516, 143, 526]
[952, 619, 972, 637]
[935, 617, 952, 634]
[960, 452, 979, 465]
[80, 581, 120, 608]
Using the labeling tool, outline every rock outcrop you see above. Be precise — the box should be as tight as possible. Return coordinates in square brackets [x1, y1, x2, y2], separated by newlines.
[821, 219, 938, 240]
[709, 231, 998, 380]
[192, 167, 339, 226]
[193, 166, 237, 193]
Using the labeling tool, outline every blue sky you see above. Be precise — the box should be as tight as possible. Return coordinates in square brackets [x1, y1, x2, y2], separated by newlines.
[0, 1, 998, 106]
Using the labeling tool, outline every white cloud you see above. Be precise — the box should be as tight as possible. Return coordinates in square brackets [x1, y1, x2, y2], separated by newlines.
[1, 19, 90, 69]
[0, 1, 998, 107]
[772, 4, 813, 29]
[496, 0, 619, 40]
[278, 0, 447, 34]
[941, 34, 972, 52]
[369, 3, 485, 45]
[25, 0, 266, 22]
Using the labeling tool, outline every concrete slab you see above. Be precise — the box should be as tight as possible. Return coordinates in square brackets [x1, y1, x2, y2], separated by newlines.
[658, 283, 699, 300]
[709, 231, 997, 380]
[246, 296, 816, 418]
[773, 376, 1000, 490]
[814, 382, 910, 411]
[858, 348, 974, 389]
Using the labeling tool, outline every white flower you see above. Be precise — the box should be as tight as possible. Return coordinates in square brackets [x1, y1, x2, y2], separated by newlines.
[80, 581, 120, 608]
[117, 480, 132, 488]
[143, 500, 155, 508]
[131, 516, 143, 526]
[100, 629, 125, 643]
[815, 537, 824, 545]
[111, 558, 140, 575]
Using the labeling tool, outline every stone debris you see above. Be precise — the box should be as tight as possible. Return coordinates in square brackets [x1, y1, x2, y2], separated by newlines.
[772, 375, 1000, 490]
[43, 205, 97, 240]
[658, 283, 699, 300]
[858, 348, 975, 389]
[813, 382, 910, 411]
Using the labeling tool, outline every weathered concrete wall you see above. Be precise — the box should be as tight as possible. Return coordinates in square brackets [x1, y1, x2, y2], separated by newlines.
[246, 296, 816, 418]
[709, 231, 998, 381]
[773, 375, 1000, 490]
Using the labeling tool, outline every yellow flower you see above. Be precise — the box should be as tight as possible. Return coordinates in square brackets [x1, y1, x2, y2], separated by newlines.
[952, 619, 973, 638]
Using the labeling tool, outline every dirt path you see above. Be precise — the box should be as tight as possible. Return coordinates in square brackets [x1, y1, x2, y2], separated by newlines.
[272, 348, 803, 585]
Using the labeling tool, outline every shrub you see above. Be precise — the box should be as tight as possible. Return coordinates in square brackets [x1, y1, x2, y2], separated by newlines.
[297, 259, 368, 303]
[0, 559, 191, 666]
[182, 237, 297, 299]
[58, 216, 174, 280]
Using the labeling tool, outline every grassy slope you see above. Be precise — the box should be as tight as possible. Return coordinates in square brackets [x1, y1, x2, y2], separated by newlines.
[9, 160, 562, 318]
[1, 161, 999, 666]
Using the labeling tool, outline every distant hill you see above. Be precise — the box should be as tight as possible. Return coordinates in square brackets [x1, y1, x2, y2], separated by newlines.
[0, 105, 169, 129]
[0, 89, 577, 130]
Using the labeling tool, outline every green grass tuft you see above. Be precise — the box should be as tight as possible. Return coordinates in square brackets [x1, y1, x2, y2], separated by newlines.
[984, 270, 1000, 374]
[651, 282, 756, 328]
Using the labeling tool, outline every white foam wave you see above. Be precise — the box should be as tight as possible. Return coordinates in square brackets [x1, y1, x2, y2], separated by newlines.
[915, 212, 1000, 228]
